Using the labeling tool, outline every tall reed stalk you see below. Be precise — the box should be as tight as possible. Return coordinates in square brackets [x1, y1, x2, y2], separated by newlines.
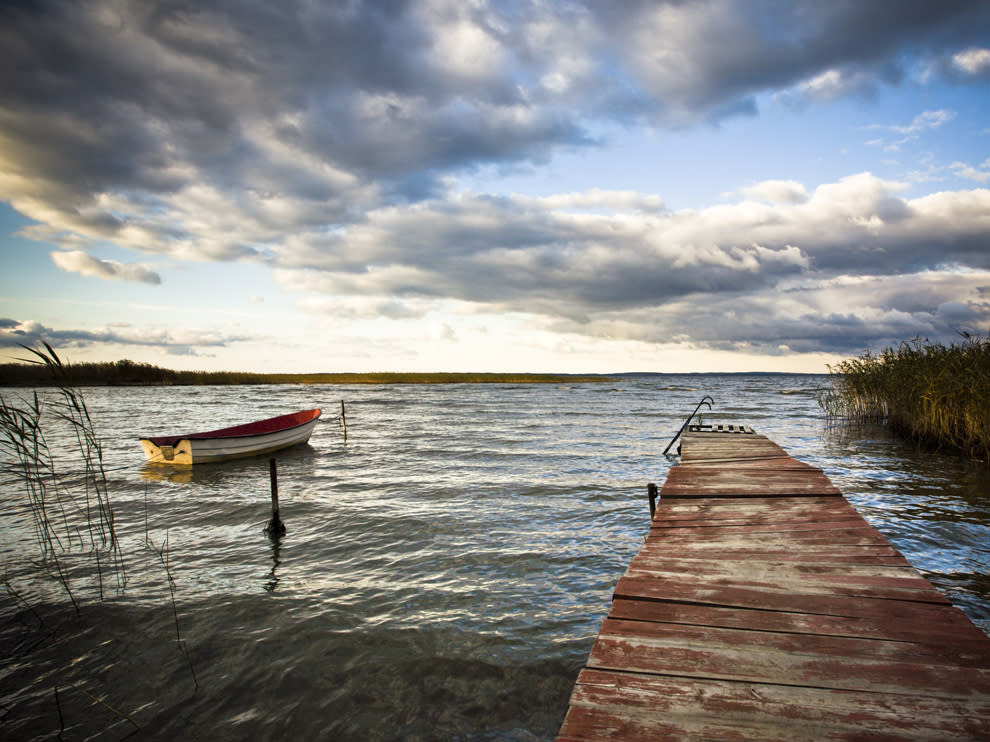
[820, 335, 990, 461]
[0, 343, 124, 607]
[1, 345, 201, 737]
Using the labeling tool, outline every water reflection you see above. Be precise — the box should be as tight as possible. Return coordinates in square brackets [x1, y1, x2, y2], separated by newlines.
[265, 535, 282, 594]
[139, 444, 322, 483]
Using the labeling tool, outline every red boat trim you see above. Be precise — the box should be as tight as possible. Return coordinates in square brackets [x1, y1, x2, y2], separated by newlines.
[144, 408, 321, 448]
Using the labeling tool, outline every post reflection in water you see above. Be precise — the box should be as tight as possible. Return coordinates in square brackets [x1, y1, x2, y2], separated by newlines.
[266, 535, 282, 594]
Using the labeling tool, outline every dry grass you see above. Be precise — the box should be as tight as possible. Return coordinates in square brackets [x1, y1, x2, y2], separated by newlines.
[819, 335, 990, 461]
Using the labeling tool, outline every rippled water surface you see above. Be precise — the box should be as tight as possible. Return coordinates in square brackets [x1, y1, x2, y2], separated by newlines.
[2, 375, 988, 740]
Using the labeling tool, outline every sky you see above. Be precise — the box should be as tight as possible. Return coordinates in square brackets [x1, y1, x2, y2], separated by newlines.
[1, 0, 989, 374]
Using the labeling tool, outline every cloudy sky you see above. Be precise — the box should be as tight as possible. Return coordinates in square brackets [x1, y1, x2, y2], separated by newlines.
[1, 0, 989, 373]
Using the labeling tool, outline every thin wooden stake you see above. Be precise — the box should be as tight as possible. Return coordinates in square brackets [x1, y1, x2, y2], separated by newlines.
[54, 686, 64, 735]
[340, 399, 347, 441]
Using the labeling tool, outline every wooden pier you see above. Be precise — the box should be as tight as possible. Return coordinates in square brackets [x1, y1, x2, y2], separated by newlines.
[557, 427, 990, 741]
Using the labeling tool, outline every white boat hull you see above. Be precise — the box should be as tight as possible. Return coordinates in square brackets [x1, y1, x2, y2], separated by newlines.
[140, 410, 321, 465]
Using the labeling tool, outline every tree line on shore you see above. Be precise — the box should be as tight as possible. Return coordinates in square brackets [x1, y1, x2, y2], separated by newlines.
[0, 358, 607, 386]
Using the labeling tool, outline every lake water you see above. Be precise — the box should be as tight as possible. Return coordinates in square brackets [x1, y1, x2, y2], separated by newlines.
[2, 375, 988, 740]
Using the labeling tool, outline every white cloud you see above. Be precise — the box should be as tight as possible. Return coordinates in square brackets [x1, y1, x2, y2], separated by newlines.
[864, 109, 956, 152]
[789, 68, 867, 102]
[257, 174, 990, 358]
[951, 159, 990, 183]
[953, 47, 990, 75]
[50, 250, 161, 284]
[740, 180, 809, 204]
[892, 109, 956, 136]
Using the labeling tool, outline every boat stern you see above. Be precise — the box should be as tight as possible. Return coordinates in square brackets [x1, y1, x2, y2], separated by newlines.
[140, 438, 194, 465]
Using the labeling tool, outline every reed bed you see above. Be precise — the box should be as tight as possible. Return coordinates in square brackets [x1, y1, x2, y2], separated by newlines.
[0, 344, 124, 607]
[820, 335, 990, 461]
[1, 345, 197, 737]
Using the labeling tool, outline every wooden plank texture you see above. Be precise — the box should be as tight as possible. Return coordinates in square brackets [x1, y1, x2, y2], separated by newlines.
[557, 427, 990, 741]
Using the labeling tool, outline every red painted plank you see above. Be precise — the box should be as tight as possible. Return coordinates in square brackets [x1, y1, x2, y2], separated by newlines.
[643, 527, 889, 546]
[679, 434, 788, 462]
[658, 495, 859, 515]
[634, 546, 911, 564]
[559, 670, 990, 741]
[614, 573, 952, 612]
[661, 466, 842, 497]
[624, 557, 939, 592]
[680, 457, 820, 469]
[648, 518, 876, 533]
[655, 501, 862, 525]
[608, 597, 988, 643]
[587, 621, 990, 696]
[597, 618, 990, 669]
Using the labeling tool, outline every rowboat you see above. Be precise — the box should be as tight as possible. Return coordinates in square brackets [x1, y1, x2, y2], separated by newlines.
[140, 408, 321, 465]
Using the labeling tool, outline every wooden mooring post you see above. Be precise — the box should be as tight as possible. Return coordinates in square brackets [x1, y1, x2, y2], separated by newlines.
[340, 399, 347, 441]
[265, 457, 286, 537]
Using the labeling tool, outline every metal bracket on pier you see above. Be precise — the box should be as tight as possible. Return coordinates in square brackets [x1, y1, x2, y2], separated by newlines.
[663, 395, 714, 456]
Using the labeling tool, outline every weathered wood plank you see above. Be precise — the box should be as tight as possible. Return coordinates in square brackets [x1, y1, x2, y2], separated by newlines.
[634, 546, 911, 564]
[679, 432, 788, 462]
[643, 527, 889, 547]
[586, 636, 990, 698]
[636, 541, 912, 564]
[657, 495, 859, 517]
[653, 496, 864, 526]
[648, 518, 877, 534]
[608, 597, 988, 643]
[595, 618, 990, 669]
[661, 466, 842, 497]
[559, 670, 990, 742]
[679, 456, 820, 469]
[614, 574, 952, 611]
[624, 556, 938, 589]
[556, 426, 990, 742]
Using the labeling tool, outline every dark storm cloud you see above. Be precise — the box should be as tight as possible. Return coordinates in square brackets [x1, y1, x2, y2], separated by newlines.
[4, 0, 986, 209]
[592, 0, 990, 116]
[2, 0, 989, 357]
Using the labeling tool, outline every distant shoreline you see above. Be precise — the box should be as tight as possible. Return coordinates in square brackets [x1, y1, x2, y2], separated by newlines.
[0, 361, 615, 386]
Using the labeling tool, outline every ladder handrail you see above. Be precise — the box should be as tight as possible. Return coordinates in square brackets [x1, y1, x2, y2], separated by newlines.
[663, 395, 714, 455]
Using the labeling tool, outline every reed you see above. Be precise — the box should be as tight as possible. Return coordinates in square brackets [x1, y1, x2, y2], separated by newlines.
[0, 344, 124, 607]
[1, 344, 204, 736]
[819, 335, 990, 461]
